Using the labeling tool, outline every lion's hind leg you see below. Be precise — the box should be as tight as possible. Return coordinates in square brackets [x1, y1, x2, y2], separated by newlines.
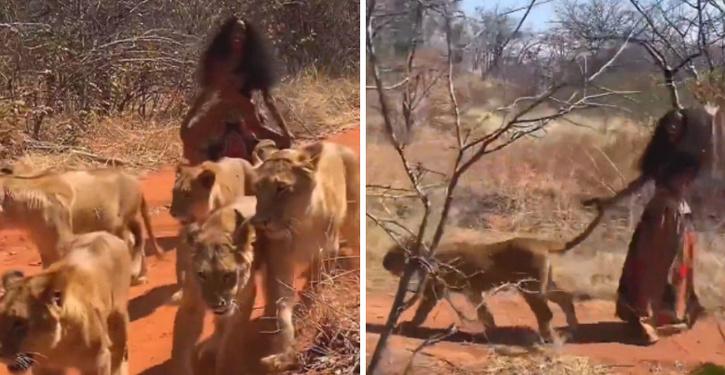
[547, 278, 579, 330]
[465, 290, 497, 330]
[519, 278, 558, 343]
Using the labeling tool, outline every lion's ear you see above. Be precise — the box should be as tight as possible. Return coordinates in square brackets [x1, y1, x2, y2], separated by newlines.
[1, 270, 24, 290]
[197, 168, 216, 190]
[300, 142, 324, 170]
[28, 275, 63, 309]
[232, 209, 255, 249]
[252, 140, 278, 167]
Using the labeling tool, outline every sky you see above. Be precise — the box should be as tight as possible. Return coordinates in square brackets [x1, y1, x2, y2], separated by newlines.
[461, 0, 558, 31]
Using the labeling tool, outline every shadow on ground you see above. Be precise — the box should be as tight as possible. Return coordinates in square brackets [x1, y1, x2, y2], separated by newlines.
[138, 318, 277, 375]
[366, 320, 645, 346]
[130, 284, 177, 321]
[149, 235, 178, 254]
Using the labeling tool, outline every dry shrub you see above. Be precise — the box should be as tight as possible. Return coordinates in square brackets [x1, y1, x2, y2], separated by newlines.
[0, 69, 353, 172]
[296, 268, 360, 374]
[275, 69, 360, 139]
[0, 122, 24, 160]
[0, 100, 29, 159]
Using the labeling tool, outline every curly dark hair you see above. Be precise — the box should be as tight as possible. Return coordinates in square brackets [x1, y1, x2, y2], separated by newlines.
[199, 15, 278, 96]
[654, 152, 701, 185]
[639, 107, 713, 179]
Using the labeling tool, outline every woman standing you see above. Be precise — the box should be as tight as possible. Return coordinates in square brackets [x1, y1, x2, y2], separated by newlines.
[606, 154, 705, 344]
[181, 16, 293, 164]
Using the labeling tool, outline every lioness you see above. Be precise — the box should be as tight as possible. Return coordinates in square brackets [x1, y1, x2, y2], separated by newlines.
[0, 168, 161, 284]
[250, 141, 359, 371]
[171, 197, 258, 375]
[383, 205, 603, 343]
[169, 157, 256, 303]
[0, 231, 132, 374]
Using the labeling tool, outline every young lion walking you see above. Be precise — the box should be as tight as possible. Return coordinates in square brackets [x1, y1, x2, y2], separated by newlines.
[383, 204, 603, 343]
[0, 232, 132, 375]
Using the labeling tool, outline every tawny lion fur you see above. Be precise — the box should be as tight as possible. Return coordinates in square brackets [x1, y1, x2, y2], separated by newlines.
[0, 231, 132, 375]
[0, 168, 161, 284]
[238, 141, 359, 372]
[383, 205, 603, 343]
[169, 157, 256, 304]
[170, 198, 258, 375]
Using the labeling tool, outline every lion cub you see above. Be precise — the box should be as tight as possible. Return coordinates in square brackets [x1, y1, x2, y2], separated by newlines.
[171, 197, 258, 375]
[169, 157, 256, 303]
[0, 167, 161, 285]
[0, 231, 132, 374]
[383, 206, 603, 343]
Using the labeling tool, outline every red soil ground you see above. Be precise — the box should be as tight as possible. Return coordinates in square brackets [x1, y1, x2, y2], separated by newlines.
[366, 291, 725, 374]
[0, 127, 359, 375]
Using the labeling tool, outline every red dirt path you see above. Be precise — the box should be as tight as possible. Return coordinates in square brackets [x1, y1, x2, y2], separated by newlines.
[366, 291, 725, 374]
[0, 127, 359, 375]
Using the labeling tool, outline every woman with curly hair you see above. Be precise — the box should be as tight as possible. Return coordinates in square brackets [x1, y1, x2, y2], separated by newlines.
[181, 16, 293, 164]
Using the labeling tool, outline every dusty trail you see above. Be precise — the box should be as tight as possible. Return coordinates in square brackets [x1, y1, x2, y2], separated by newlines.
[0, 127, 359, 374]
[366, 292, 725, 374]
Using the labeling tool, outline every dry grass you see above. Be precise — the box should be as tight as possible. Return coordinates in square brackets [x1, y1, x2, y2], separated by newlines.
[395, 346, 611, 375]
[479, 354, 611, 375]
[276, 69, 360, 139]
[296, 267, 360, 374]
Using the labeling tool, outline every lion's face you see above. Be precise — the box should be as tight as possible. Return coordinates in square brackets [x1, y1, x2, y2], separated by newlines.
[170, 164, 217, 222]
[185, 209, 255, 316]
[251, 145, 321, 239]
[382, 247, 407, 277]
[0, 271, 62, 372]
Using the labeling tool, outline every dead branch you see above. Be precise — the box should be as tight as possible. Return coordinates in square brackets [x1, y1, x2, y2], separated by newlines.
[366, 0, 437, 370]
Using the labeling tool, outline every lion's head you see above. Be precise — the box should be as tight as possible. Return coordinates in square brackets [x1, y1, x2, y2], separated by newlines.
[0, 270, 64, 373]
[251, 143, 323, 239]
[170, 162, 219, 222]
[184, 205, 256, 316]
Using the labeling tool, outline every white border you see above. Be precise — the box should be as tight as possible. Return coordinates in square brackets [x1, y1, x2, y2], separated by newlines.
[359, 0, 367, 371]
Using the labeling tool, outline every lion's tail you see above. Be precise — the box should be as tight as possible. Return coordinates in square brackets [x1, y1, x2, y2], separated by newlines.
[549, 203, 605, 254]
[140, 196, 164, 259]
